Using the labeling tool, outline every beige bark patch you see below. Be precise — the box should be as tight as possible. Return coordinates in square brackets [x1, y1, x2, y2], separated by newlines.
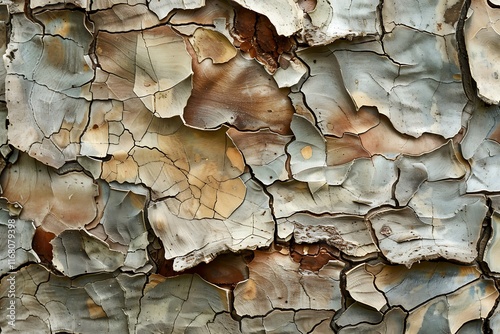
[87, 298, 107, 319]
[301, 145, 313, 159]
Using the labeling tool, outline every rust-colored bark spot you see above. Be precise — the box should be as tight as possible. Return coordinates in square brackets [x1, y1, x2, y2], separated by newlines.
[444, 0, 464, 25]
[234, 6, 256, 39]
[291, 243, 340, 271]
[232, 5, 295, 73]
[32, 227, 56, 262]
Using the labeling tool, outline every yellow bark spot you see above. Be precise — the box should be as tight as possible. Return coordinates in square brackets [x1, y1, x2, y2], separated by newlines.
[301, 146, 313, 160]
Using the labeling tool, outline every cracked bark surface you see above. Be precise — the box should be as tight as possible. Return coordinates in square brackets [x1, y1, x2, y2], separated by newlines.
[1, 0, 500, 333]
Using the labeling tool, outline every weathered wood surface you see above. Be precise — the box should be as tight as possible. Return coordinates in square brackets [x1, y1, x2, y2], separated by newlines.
[0, 0, 500, 333]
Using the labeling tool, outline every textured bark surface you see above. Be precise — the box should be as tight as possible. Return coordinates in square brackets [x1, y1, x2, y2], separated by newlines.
[0, 0, 500, 333]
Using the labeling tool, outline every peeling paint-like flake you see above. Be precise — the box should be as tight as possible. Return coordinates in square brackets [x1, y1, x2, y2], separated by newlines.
[335, 26, 467, 138]
[52, 229, 126, 276]
[227, 127, 291, 185]
[338, 307, 406, 334]
[148, 0, 205, 21]
[406, 279, 498, 334]
[0, 210, 39, 275]
[367, 262, 482, 310]
[269, 155, 397, 217]
[149, 175, 273, 271]
[297, 46, 379, 137]
[305, 0, 380, 45]
[189, 28, 237, 64]
[234, 250, 343, 316]
[0, 153, 98, 234]
[184, 52, 294, 134]
[383, 0, 464, 35]
[465, 0, 500, 104]
[370, 182, 487, 266]
[2, 0, 500, 332]
[466, 140, 500, 192]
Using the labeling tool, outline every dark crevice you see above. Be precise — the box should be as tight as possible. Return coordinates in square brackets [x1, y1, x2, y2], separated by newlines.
[456, 0, 478, 102]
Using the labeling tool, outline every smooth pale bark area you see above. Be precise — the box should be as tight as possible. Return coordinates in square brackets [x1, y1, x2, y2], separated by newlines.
[0, 0, 500, 333]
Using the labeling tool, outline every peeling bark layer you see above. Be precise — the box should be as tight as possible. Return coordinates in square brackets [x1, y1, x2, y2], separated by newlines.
[1, 0, 500, 333]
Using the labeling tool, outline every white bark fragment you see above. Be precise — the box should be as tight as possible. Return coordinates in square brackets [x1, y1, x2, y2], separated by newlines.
[367, 262, 482, 311]
[338, 307, 406, 334]
[305, 0, 380, 45]
[0, 264, 148, 333]
[87, 181, 150, 272]
[466, 140, 500, 192]
[269, 155, 397, 217]
[461, 104, 500, 160]
[147, 0, 205, 21]
[227, 128, 291, 185]
[137, 274, 229, 333]
[345, 264, 387, 311]
[370, 181, 487, 266]
[241, 309, 335, 334]
[277, 213, 378, 257]
[395, 140, 466, 205]
[273, 57, 308, 88]
[335, 302, 383, 327]
[465, 0, 500, 104]
[148, 175, 273, 271]
[232, 0, 303, 37]
[335, 26, 466, 138]
[0, 153, 98, 234]
[383, 0, 463, 35]
[94, 25, 193, 119]
[90, 3, 163, 32]
[51, 229, 126, 276]
[234, 251, 343, 317]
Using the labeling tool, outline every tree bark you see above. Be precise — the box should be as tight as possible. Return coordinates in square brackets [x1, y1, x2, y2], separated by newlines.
[1, 0, 500, 332]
